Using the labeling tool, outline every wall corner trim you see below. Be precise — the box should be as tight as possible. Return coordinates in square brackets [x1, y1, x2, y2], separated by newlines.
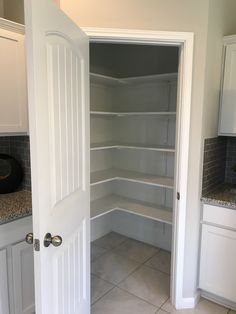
[176, 291, 201, 309]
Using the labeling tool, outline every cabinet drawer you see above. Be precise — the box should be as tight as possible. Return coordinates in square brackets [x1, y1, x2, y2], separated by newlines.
[203, 204, 236, 229]
[199, 224, 236, 302]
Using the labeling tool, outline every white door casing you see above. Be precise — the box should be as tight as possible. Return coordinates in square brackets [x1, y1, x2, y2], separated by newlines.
[83, 28, 194, 309]
[24, 1, 90, 313]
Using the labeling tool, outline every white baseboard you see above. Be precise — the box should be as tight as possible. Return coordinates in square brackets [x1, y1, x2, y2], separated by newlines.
[175, 292, 200, 309]
[201, 290, 236, 311]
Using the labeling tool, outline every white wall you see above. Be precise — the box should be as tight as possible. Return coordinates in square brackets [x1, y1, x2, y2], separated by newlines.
[60, 0, 210, 299]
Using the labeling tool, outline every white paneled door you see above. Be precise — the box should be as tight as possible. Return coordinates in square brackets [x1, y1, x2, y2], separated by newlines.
[24, 0, 90, 313]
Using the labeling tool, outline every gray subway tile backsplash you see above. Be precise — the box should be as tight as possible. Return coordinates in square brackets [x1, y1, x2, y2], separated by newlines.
[0, 136, 31, 191]
[202, 136, 236, 196]
[225, 137, 236, 184]
[202, 137, 227, 196]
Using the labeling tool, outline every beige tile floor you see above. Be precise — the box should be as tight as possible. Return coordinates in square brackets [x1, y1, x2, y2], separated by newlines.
[91, 232, 234, 314]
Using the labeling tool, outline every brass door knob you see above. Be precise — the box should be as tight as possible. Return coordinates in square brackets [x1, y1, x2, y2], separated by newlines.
[44, 233, 62, 247]
[25, 233, 34, 245]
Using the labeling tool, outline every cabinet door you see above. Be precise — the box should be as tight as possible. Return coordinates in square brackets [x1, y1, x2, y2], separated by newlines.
[11, 241, 34, 314]
[199, 224, 236, 302]
[0, 249, 10, 314]
[0, 28, 28, 133]
[219, 43, 236, 135]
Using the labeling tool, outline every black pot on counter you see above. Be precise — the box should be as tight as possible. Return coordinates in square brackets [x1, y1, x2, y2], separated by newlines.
[0, 154, 23, 194]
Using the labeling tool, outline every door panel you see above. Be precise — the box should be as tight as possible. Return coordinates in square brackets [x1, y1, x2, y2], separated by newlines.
[46, 35, 84, 205]
[24, 0, 90, 313]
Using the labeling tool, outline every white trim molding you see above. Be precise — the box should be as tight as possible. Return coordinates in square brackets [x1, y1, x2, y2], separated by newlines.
[223, 34, 236, 45]
[83, 27, 195, 309]
[176, 292, 201, 309]
[0, 18, 24, 34]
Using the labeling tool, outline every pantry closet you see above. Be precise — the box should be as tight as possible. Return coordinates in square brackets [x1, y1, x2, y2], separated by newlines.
[89, 43, 179, 252]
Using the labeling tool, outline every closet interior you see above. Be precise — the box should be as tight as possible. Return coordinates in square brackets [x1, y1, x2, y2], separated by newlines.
[90, 43, 179, 252]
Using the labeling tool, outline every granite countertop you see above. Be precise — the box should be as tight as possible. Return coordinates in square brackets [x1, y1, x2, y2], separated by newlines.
[0, 190, 32, 225]
[201, 184, 236, 210]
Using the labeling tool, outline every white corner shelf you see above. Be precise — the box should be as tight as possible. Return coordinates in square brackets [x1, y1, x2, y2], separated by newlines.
[90, 111, 176, 117]
[90, 142, 175, 152]
[90, 168, 174, 188]
[90, 194, 173, 224]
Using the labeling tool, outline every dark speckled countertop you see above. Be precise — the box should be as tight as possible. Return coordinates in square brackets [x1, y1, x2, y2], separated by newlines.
[201, 184, 236, 210]
[0, 191, 32, 225]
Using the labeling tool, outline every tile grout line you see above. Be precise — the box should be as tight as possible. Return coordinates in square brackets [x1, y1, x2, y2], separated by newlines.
[91, 285, 117, 307]
[91, 233, 171, 312]
[91, 235, 130, 261]
[92, 233, 130, 250]
[160, 298, 172, 313]
[118, 284, 166, 310]
[144, 263, 171, 276]
[91, 255, 170, 309]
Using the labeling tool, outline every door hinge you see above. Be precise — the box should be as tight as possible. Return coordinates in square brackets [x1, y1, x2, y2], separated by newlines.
[177, 192, 180, 200]
[34, 239, 40, 251]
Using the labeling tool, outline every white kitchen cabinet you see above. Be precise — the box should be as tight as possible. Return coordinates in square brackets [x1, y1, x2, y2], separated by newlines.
[0, 216, 34, 314]
[11, 241, 34, 314]
[0, 249, 10, 314]
[199, 224, 236, 302]
[199, 204, 236, 303]
[219, 36, 236, 136]
[0, 19, 28, 134]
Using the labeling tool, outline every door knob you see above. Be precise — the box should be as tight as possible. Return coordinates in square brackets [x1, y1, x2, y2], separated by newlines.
[25, 233, 34, 245]
[44, 233, 62, 247]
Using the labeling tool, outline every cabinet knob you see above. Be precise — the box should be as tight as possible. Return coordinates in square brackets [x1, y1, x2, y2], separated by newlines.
[25, 232, 34, 245]
[44, 233, 62, 247]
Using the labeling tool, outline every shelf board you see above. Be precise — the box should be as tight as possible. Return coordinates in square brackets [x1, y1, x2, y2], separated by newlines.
[90, 72, 178, 86]
[90, 142, 175, 152]
[90, 73, 127, 86]
[122, 73, 178, 84]
[90, 111, 176, 117]
[90, 168, 174, 188]
[90, 195, 173, 224]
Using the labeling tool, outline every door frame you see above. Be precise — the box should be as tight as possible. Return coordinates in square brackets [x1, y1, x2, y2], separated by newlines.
[83, 27, 194, 309]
